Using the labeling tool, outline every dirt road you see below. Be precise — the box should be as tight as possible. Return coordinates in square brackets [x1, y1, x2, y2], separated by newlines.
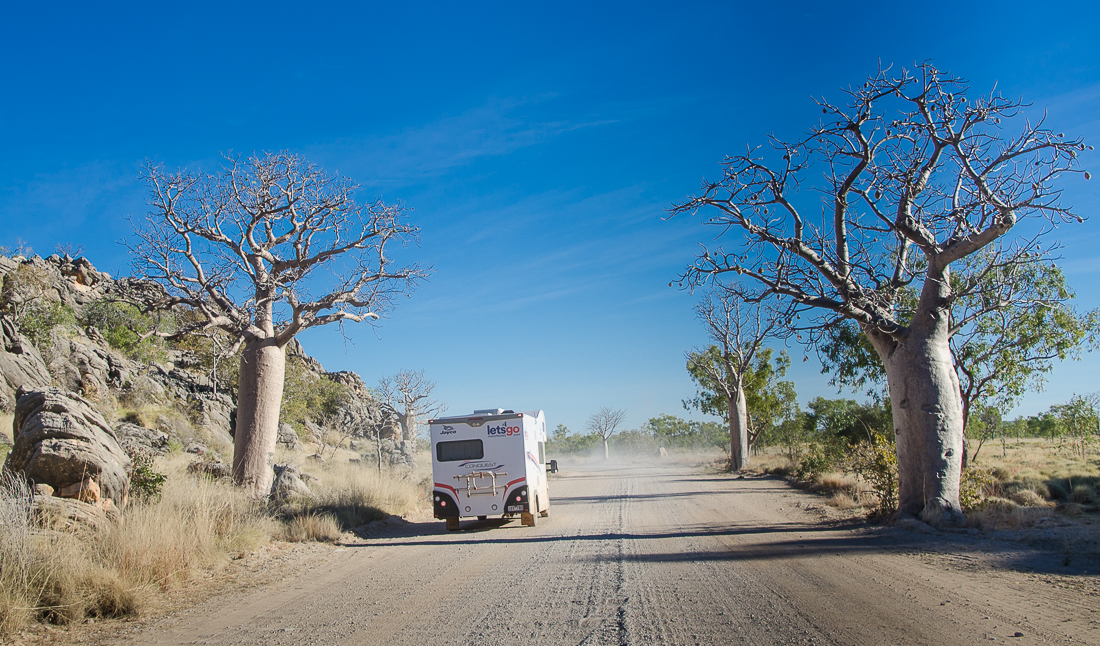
[107, 460, 1097, 645]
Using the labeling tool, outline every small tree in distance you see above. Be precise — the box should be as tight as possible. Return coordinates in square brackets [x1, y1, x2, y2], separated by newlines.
[377, 369, 446, 444]
[686, 287, 783, 471]
[587, 407, 626, 460]
[130, 152, 427, 496]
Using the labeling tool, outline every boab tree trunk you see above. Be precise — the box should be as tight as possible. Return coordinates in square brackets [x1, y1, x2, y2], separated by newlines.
[867, 271, 963, 519]
[232, 337, 287, 497]
[728, 384, 749, 471]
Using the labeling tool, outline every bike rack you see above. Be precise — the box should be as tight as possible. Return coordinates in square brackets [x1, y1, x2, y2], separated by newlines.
[454, 471, 508, 497]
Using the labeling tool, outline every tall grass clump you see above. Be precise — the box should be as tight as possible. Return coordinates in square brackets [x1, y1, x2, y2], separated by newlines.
[98, 455, 277, 589]
[277, 457, 425, 532]
[0, 473, 136, 632]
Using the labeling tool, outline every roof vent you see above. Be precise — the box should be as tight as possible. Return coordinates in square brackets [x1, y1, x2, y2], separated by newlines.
[473, 408, 505, 415]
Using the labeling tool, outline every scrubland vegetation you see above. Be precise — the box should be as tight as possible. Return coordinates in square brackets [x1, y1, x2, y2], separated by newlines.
[751, 409, 1100, 532]
[0, 444, 428, 634]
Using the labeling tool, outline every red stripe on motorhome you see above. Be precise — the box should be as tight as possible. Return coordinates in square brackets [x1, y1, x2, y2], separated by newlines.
[503, 477, 526, 500]
[435, 483, 459, 499]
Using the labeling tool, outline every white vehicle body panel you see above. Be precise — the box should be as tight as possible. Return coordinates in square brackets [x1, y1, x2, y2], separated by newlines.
[430, 410, 548, 521]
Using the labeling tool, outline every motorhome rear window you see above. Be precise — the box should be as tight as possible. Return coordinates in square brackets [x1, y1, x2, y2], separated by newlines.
[436, 439, 484, 462]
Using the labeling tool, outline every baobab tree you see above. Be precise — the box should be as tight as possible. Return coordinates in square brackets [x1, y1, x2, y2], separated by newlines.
[587, 407, 626, 460]
[130, 152, 426, 496]
[686, 287, 782, 470]
[671, 63, 1088, 522]
[376, 369, 446, 443]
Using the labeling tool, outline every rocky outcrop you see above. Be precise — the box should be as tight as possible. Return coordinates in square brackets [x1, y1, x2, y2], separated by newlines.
[270, 464, 313, 500]
[115, 422, 170, 456]
[379, 439, 418, 470]
[277, 423, 302, 451]
[0, 254, 386, 472]
[45, 329, 133, 400]
[5, 387, 132, 507]
[0, 317, 52, 411]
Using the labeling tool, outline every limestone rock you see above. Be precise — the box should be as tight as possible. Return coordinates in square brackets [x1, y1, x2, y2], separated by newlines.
[187, 460, 231, 479]
[270, 464, 313, 500]
[5, 387, 131, 507]
[116, 422, 170, 456]
[32, 493, 114, 533]
[277, 423, 302, 451]
[0, 317, 52, 411]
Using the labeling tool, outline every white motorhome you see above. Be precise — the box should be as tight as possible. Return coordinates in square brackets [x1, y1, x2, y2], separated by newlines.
[430, 409, 550, 531]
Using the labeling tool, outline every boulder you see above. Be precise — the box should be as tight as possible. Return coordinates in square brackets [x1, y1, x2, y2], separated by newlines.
[58, 477, 100, 503]
[4, 387, 131, 507]
[184, 442, 208, 455]
[115, 422, 170, 456]
[302, 420, 322, 443]
[277, 423, 302, 451]
[270, 464, 313, 500]
[32, 492, 115, 533]
[44, 330, 131, 400]
[0, 317, 52, 411]
[187, 460, 231, 479]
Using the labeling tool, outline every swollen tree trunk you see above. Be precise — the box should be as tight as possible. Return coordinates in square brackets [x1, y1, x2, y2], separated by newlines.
[728, 385, 749, 471]
[603, 437, 610, 460]
[867, 270, 964, 522]
[232, 337, 287, 497]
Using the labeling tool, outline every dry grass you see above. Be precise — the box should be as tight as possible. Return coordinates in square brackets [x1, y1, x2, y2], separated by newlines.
[815, 471, 858, 494]
[273, 446, 428, 530]
[825, 492, 861, 509]
[98, 454, 277, 589]
[963, 497, 1056, 531]
[280, 513, 342, 542]
[0, 440, 433, 635]
[967, 438, 1100, 516]
[753, 437, 1100, 522]
[0, 454, 274, 634]
[0, 474, 137, 632]
[748, 447, 796, 476]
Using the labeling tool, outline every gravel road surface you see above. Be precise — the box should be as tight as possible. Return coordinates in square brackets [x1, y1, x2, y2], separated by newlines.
[107, 459, 1098, 645]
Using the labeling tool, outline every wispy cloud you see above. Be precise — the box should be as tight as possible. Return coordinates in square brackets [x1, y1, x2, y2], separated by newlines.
[306, 96, 616, 187]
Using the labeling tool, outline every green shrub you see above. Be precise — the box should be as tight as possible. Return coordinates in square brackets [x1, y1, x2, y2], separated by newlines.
[18, 303, 76, 348]
[846, 431, 898, 514]
[83, 299, 166, 362]
[795, 442, 842, 480]
[960, 466, 998, 511]
[279, 356, 351, 431]
[129, 452, 168, 502]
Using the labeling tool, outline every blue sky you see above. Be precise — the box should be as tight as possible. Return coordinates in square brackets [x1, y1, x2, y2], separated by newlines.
[2, 2, 1099, 433]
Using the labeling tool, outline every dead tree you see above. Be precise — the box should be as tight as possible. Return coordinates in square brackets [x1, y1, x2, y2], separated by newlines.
[130, 152, 426, 496]
[687, 287, 782, 471]
[376, 369, 446, 444]
[671, 63, 1087, 522]
[587, 407, 626, 460]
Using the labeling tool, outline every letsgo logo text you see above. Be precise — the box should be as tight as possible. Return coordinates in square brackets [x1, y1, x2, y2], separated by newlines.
[486, 422, 522, 437]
